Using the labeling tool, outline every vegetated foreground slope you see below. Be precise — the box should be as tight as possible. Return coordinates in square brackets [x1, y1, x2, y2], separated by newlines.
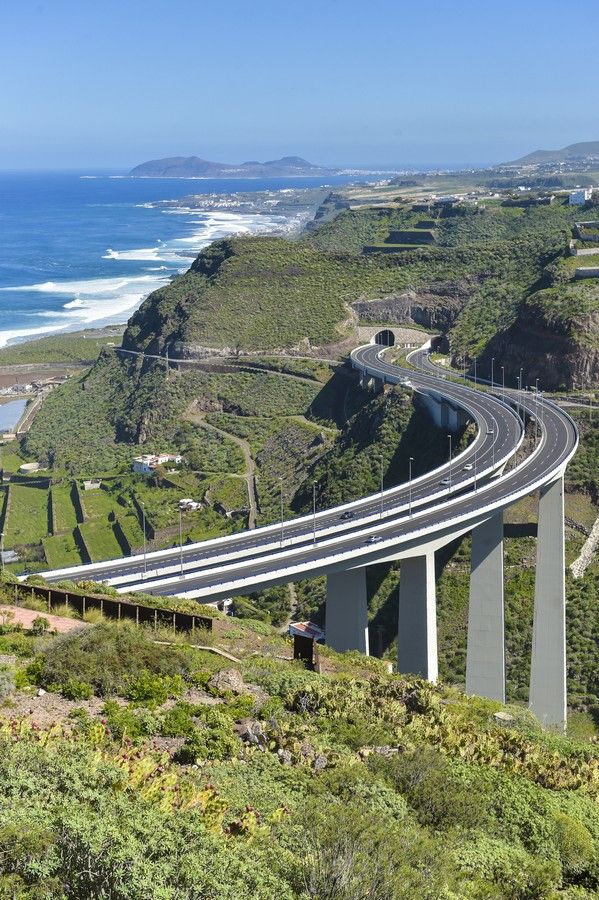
[0, 614, 597, 899]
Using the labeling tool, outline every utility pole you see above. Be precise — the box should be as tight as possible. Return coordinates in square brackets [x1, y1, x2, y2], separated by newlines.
[409, 457, 413, 516]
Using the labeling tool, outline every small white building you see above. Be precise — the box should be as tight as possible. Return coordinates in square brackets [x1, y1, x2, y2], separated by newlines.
[569, 188, 593, 206]
[132, 453, 183, 476]
[179, 498, 201, 511]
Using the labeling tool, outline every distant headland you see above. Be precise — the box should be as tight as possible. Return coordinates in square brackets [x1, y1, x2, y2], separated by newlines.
[128, 155, 340, 178]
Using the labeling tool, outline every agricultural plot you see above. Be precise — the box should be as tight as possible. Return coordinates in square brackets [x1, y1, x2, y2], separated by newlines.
[80, 486, 119, 520]
[0, 442, 29, 474]
[207, 475, 248, 513]
[43, 532, 84, 569]
[50, 484, 79, 533]
[78, 521, 122, 562]
[205, 414, 281, 456]
[4, 484, 49, 548]
[115, 511, 145, 553]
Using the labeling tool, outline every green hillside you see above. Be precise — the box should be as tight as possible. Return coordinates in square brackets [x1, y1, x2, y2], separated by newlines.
[0, 614, 596, 898]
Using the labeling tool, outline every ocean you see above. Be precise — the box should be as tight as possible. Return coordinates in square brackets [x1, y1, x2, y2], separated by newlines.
[0, 171, 357, 348]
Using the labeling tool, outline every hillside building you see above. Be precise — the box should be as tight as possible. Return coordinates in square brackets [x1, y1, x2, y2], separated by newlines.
[132, 453, 183, 476]
[569, 188, 593, 206]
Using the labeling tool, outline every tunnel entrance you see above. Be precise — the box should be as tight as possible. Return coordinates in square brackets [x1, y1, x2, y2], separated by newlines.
[374, 329, 395, 347]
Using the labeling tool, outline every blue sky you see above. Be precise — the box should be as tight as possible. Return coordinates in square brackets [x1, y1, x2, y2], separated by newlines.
[1, 0, 597, 170]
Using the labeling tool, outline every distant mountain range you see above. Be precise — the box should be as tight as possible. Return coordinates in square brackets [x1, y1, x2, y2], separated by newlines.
[504, 140, 599, 166]
[129, 155, 339, 178]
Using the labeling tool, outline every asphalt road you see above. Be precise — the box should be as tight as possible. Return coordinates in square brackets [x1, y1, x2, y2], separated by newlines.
[36, 340, 580, 602]
[124, 345, 576, 600]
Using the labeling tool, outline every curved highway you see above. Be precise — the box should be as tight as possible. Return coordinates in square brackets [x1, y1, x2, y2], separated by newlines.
[34, 338, 578, 602]
[36, 343, 525, 589]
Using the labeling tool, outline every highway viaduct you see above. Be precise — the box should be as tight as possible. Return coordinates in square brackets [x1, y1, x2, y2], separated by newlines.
[34, 333, 578, 728]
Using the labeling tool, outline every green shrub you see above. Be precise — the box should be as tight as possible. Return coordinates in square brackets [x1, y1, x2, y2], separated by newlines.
[38, 622, 192, 697]
[29, 616, 50, 636]
[368, 749, 490, 830]
[125, 671, 185, 708]
[61, 678, 93, 701]
[174, 708, 241, 762]
[0, 632, 34, 658]
[0, 666, 14, 699]
[553, 812, 597, 884]
[455, 833, 562, 899]
[102, 699, 160, 742]
[160, 702, 197, 738]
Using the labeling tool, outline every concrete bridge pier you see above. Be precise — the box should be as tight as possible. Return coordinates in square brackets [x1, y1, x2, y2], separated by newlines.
[466, 512, 505, 702]
[529, 475, 567, 729]
[398, 552, 438, 681]
[325, 568, 369, 654]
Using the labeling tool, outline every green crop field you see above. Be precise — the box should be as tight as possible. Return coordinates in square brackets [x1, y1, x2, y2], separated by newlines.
[43, 532, 84, 569]
[0, 442, 29, 474]
[4, 484, 49, 548]
[79, 486, 119, 520]
[78, 521, 122, 562]
[50, 484, 79, 533]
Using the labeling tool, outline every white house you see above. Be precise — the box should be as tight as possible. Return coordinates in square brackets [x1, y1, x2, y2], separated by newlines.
[132, 453, 183, 476]
[569, 188, 593, 206]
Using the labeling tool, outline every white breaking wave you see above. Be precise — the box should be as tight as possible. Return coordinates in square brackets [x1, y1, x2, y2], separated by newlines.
[0, 324, 72, 348]
[0, 202, 300, 348]
[0, 273, 171, 348]
[0, 274, 163, 295]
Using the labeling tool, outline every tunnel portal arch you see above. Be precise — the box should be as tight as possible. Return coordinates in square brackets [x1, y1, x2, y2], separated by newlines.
[374, 329, 396, 347]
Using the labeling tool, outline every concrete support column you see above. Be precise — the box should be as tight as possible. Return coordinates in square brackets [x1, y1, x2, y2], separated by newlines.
[466, 512, 505, 701]
[529, 476, 567, 729]
[325, 568, 369, 654]
[398, 553, 438, 681]
[441, 402, 450, 429]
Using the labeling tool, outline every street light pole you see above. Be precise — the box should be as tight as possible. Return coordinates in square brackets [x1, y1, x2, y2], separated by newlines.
[501, 366, 505, 401]
[448, 434, 452, 492]
[141, 501, 147, 577]
[474, 447, 477, 492]
[312, 483, 317, 545]
[474, 358, 477, 386]
[379, 457, 384, 519]
[279, 477, 284, 548]
[491, 357, 495, 390]
[408, 456, 413, 516]
[178, 505, 183, 576]
[0, 532, 4, 576]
